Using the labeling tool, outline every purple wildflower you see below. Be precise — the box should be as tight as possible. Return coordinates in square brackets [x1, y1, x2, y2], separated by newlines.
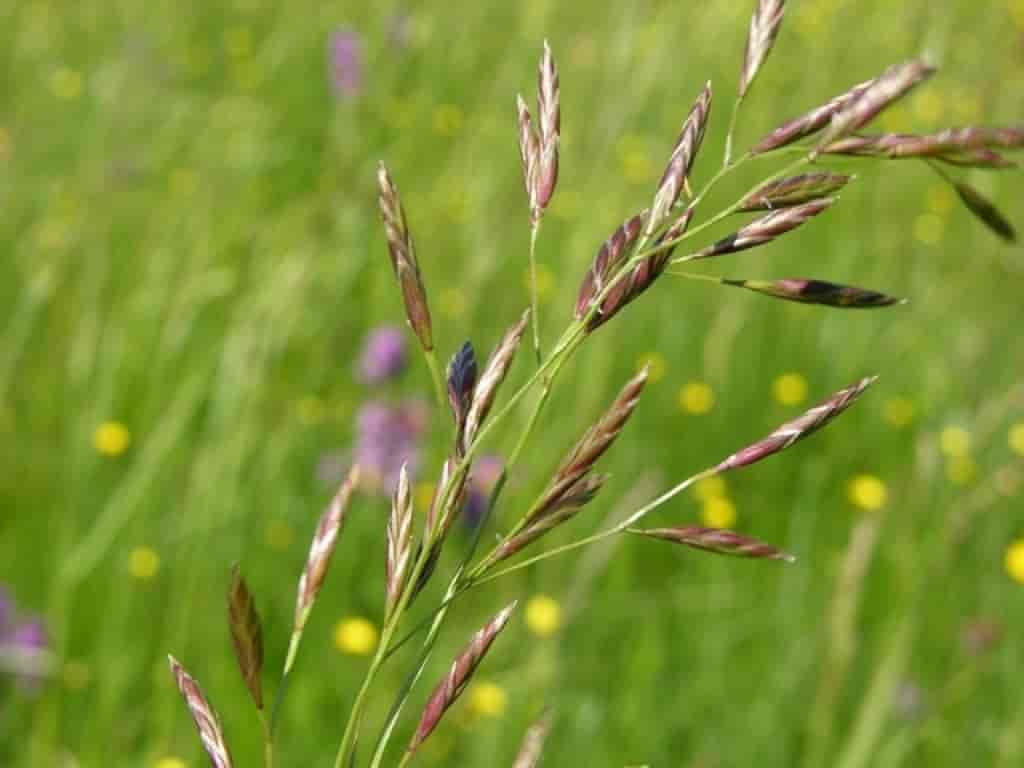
[0, 586, 50, 689]
[463, 455, 504, 528]
[329, 28, 363, 98]
[353, 399, 427, 494]
[357, 326, 407, 384]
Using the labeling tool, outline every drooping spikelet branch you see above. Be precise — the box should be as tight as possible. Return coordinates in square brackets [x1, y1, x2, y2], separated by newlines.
[406, 603, 517, 756]
[738, 0, 786, 99]
[716, 376, 876, 472]
[168, 656, 235, 768]
[695, 199, 833, 259]
[649, 82, 712, 233]
[226, 565, 264, 711]
[293, 465, 360, 635]
[378, 163, 434, 352]
[385, 465, 414, 620]
[737, 173, 852, 211]
[720, 278, 904, 308]
[512, 709, 554, 768]
[816, 59, 935, 150]
[630, 526, 795, 562]
[463, 310, 530, 453]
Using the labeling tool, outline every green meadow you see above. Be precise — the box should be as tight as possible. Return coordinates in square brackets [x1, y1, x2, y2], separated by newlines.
[2, 0, 1024, 765]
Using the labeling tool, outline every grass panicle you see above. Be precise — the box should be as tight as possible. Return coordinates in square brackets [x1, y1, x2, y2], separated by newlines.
[575, 211, 647, 321]
[630, 526, 796, 562]
[377, 163, 433, 353]
[821, 133, 1017, 168]
[716, 376, 876, 472]
[168, 655, 235, 768]
[227, 565, 264, 711]
[405, 602, 517, 756]
[536, 40, 560, 218]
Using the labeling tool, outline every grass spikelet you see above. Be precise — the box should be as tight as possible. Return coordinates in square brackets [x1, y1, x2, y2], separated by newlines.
[695, 198, 833, 259]
[721, 277, 904, 308]
[650, 82, 712, 233]
[954, 181, 1017, 242]
[575, 211, 647, 321]
[386, 465, 414, 620]
[516, 94, 540, 221]
[536, 40, 560, 216]
[739, 0, 786, 99]
[227, 565, 264, 711]
[463, 310, 530, 452]
[716, 376, 876, 472]
[406, 602, 517, 756]
[286, 464, 360, 674]
[512, 709, 554, 768]
[750, 78, 873, 154]
[447, 341, 478, 454]
[737, 173, 852, 211]
[378, 163, 434, 352]
[629, 526, 796, 562]
[821, 134, 1017, 168]
[168, 655, 235, 768]
[816, 59, 935, 150]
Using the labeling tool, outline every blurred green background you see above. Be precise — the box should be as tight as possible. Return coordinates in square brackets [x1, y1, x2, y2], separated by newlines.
[2, 0, 1024, 765]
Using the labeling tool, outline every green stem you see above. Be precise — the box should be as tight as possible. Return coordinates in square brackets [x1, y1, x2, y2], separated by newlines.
[424, 349, 446, 411]
[723, 95, 744, 168]
[258, 709, 274, 768]
[529, 222, 542, 364]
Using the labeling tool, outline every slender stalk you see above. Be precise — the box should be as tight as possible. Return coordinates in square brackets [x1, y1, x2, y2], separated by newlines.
[529, 223, 542, 364]
[423, 349, 446, 411]
[723, 96, 743, 167]
[257, 709, 274, 768]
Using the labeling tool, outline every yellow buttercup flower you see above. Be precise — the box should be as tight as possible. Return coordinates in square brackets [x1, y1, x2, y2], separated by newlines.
[701, 496, 737, 529]
[1006, 539, 1024, 583]
[679, 381, 714, 414]
[94, 421, 131, 457]
[772, 373, 807, 406]
[334, 617, 378, 656]
[467, 680, 507, 718]
[1007, 423, 1024, 456]
[847, 474, 888, 511]
[636, 353, 666, 384]
[691, 475, 727, 502]
[129, 546, 161, 580]
[939, 426, 971, 458]
[525, 594, 562, 638]
[883, 397, 915, 428]
[153, 758, 188, 768]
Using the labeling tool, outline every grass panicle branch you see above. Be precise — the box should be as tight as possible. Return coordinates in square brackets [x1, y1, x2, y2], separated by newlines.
[821, 133, 1017, 168]
[716, 377, 876, 472]
[405, 603, 517, 757]
[227, 565, 264, 712]
[629, 526, 796, 562]
[169, 656, 235, 768]
[952, 181, 1017, 242]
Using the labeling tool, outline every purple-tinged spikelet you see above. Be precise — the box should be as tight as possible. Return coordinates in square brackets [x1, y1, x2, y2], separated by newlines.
[575, 211, 647, 321]
[716, 376, 876, 472]
[385, 465, 414, 619]
[695, 199, 833, 259]
[820, 133, 1017, 168]
[516, 95, 540, 218]
[631, 526, 795, 562]
[739, 0, 786, 98]
[447, 342, 478, 454]
[293, 465, 360, 633]
[463, 311, 530, 453]
[536, 41, 560, 215]
[954, 182, 1017, 242]
[737, 173, 852, 211]
[226, 566, 263, 711]
[512, 709, 554, 768]
[721, 278, 904, 308]
[168, 656, 234, 768]
[650, 83, 712, 233]
[407, 603, 517, 755]
[751, 79, 874, 154]
[378, 163, 434, 352]
[817, 60, 935, 150]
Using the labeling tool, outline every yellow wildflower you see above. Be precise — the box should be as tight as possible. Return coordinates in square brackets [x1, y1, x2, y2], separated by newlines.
[1008, 423, 1024, 456]
[913, 213, 944, 245]
[847, 474, 888, 511]
[1005, 539, 1024, 583]
[94, 421, 131, 457]
[467, 680, 507, 718]
[153, 759, 188, 768]
[772, 373, 807, 406]
[701, 496, 737, 529]
[679, 381, 714, 414]
[939, 426, 971, 458]
[525, 594, 562, 638]
[692, 475, 727, 502]
[334, 617, 378, 656]
[129, 546, 161, 580]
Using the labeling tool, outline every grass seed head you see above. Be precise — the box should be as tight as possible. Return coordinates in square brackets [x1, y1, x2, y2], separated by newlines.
[632, 526, 795, 562]
[226, 566, 263, 711]
[722, 277, 904, 308]
[739, 0, 786, 98]
[168, 655, 235, 768]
